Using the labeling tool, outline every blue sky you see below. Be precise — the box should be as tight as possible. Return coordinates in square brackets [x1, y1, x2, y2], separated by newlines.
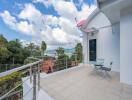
[0, 0, 96, 49]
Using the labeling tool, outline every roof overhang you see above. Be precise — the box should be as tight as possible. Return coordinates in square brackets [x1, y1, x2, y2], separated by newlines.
[80, 27, 98, 34]
[82, 8, 100, 29]
[98, 0, 132, 24]
[76, 7, 100, 34]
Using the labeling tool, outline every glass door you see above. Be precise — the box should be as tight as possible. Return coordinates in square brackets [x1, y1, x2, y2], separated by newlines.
[89, 39, 96, 61]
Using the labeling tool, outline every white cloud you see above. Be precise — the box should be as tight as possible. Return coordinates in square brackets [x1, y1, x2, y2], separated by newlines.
[19, 4, 42, 21]
[53, 1, 77, 21]
[59, 17, 81, 36]
[0, 10, 16, 29]
[52, 28, 67, 43]
[46, 15, 59, 26]
[18, 3, 81, 45]
[0, 10, 36, 36]
[33, 0, 78, 22]
[34, 0, 97, 22]
[17, 21, 36, 35]
[0, 1, 97, 49]
[19, 4, 45, 31]
[40, 26, 56, 44]
[33, 0, 53, 8]
[78, 4, 96, 20]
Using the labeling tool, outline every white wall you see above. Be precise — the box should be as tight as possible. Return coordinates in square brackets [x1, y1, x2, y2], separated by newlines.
[120, 6, 132, 85]
[83, 12, 120, 72]
[83, 32, 88, 64]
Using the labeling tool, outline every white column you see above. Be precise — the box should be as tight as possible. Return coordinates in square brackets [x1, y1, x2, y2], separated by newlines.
[83, 32, 89, 64]
[120, 6, 132, 85]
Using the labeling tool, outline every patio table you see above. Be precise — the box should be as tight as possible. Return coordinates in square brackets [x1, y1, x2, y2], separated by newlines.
[95, 63, 104, 70]
[94, 63, 104, 67]
[89, 59, 104, 72]
[93, 63, 104, 71]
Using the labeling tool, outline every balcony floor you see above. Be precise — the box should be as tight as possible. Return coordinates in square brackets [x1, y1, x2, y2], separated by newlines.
[40, 66, 132, 100]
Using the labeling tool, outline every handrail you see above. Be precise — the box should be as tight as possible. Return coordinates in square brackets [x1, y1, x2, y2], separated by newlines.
[0, 77, 30, 100]
[0, 56, 78, 100]
[0, 57, 43, 100]
[0, 59, 42, 78]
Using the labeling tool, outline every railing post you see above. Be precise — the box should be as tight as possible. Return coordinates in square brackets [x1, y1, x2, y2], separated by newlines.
[33, 67, 37, 100]
[30, 66, 32, 83]
[38, 63, 40, 91]
[75, 53, 77, 66]
[66, 57, 68, 69]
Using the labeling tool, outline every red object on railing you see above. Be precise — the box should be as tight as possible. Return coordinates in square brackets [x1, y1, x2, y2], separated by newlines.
[41, 57, 54, 73]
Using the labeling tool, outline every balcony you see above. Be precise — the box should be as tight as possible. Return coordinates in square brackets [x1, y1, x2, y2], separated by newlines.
[1, 60, 132, 100]
[38, 65, 132, 100]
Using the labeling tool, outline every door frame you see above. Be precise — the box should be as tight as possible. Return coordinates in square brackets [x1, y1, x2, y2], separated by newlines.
[89, 39, 97, 61]
[88, 33, 97, 62]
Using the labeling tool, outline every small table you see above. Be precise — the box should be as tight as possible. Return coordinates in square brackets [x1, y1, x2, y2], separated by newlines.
[94, 63, 104, 71]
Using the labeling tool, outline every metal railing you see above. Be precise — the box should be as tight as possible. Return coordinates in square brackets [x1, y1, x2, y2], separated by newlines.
[0, 59, 42, 100]
[0, 55, 80, 100]
[53, 58, 79, 72]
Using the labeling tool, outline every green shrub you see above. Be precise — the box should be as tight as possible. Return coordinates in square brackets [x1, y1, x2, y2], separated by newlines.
[0, 72, 22, 86]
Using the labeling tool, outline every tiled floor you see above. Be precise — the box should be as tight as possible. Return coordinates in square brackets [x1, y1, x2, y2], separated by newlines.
[40, 65, 132, 100]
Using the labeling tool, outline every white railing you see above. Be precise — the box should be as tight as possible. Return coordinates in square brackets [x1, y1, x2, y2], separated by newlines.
[0, 59, 42, 100]
[0, 55, 79, 100]
[0, 60, 42, 78]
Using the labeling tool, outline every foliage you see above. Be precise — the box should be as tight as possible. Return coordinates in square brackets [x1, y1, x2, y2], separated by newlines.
[55, 47, 70, 70]
[0, 72, 22, 86]
[0, 35, 10, 63]
[27, 42, 34, 55]
[75, 43, 83, 63]
[55, 44, 83, 71]
[26, 43, 41, 57]
[0, 64, 22, 72]
[56, 47, 65, 56]
[41, 41, 47, 56]
[0, 47, 11, 62]
[70, 53, 76, 61]
[0, 72, 22, 97]
[0, 34, 8, 47]
[24, 57, 38, 64]
[6, 39, 30, 64]
[0, 35, 46, 72]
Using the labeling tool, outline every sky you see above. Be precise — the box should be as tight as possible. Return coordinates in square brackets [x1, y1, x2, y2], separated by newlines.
[0, 0, 97, 50]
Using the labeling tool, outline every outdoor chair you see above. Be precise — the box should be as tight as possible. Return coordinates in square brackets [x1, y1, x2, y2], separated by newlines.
[99, 62, 113, 77]
[93, 58, 104, 71]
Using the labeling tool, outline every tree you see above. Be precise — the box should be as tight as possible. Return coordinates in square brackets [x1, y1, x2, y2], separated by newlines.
[56, 47, 64, 57]
[41, 41, 47, 57]
[0, 34, 8, 47]
[26, 42, 41, 57]
[75, 43, 83, 62]
[0, 47, 10, 63]
[6, 39, 22, 52]
[6, 39, 30, 64]
[0, 35, 9, 64]
[27, 42, 34, 56]
[32, 45, 41, 57]
[55, 47, 70, 70]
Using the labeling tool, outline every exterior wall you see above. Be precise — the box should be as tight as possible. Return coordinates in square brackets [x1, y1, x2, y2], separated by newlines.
[120, 6, 132, 85]
[83, 12, 120, 72]
[83, 32, 88, 64]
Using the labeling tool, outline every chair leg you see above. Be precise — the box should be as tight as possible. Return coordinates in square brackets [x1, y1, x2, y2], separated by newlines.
[106, 71, 111, 79]
[101, 70, 105, 78]
[102, 70, 107, 78]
